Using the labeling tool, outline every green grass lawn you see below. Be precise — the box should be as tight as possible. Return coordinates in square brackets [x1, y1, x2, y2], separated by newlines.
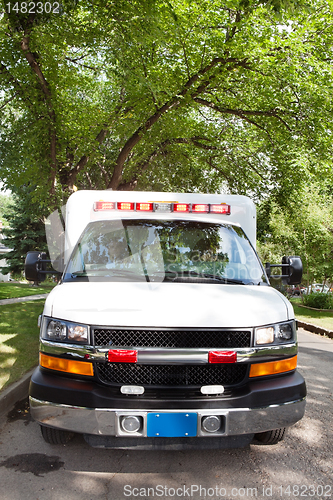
[290, 298, 333, 332]
[0, 282, 55, 300]
[0, 300, 44, 392]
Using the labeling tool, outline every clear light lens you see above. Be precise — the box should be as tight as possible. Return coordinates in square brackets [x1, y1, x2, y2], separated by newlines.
[202, 415, 221, 433]
[46, 320, 67, 341]
[153, 202, 172, 212]
[255, 326, 275, 345]
[94, 201, 115, 211]
[121, 385, 145, 395]
[277, 323, 293, 340]
[68, 324, 88, 342]
[121, 416, 141, 433]
[43, 318, 89, 344]
[200, 385, 225, 395]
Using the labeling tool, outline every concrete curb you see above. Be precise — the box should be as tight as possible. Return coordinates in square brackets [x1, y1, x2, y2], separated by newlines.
[0, 368, 36, 418]
[298, 321, 333, 339]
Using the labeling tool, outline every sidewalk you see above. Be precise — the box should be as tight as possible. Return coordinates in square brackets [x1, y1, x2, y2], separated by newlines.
[0, 293, 48, 305]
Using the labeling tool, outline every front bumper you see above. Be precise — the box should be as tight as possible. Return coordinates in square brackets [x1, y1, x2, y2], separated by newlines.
[29, 367, 306, 439]
[30, 396, 306, 437]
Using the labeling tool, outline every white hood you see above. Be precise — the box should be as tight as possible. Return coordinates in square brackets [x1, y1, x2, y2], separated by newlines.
[44, 282, 293, 329]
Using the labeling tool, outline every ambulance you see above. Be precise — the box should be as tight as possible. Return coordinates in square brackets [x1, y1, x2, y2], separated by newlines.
[25, 191, 306, 449]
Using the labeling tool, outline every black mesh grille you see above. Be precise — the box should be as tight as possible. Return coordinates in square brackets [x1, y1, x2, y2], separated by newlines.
[96, 362, 248, 387]
[93, 328, 251, 348]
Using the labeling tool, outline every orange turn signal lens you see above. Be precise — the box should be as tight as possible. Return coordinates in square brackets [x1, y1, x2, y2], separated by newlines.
[249, 356, 297, 378]
[40, 353, 94, 376]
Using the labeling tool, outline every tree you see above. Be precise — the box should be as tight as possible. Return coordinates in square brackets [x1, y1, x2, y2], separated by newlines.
[0, 0, 333, 209]
[0, 187, 48, 277]
[0, 191, 12, 226]
[257, 180, 333, 287]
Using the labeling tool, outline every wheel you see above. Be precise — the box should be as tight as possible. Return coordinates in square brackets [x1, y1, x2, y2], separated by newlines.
[40, 425, 75, 445]
[254, 428, 286, 445]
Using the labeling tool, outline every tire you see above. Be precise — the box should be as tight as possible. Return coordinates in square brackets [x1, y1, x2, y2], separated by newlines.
[40, 425, 75, 445]
[254, 428, 286, 445]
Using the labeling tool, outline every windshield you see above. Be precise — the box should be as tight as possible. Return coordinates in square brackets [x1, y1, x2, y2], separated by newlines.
[63, 219, 266, 284]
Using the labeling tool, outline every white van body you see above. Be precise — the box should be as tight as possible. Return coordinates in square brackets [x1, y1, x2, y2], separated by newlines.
[29, 191, 306, 448]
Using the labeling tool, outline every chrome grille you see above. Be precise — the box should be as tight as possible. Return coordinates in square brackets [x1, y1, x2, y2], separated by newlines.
[93, 328, 251, 348]
[96, 362, 248, 387]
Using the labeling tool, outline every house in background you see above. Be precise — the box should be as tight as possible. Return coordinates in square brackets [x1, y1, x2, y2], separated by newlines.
[0, 220, 11, 281]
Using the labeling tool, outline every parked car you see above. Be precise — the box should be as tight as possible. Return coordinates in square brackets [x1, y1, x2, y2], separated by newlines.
[287, 285, 302, 296]
[303, 284, 330, 295]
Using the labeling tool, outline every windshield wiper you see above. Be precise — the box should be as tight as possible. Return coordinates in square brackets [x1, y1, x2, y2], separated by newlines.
[161, 270, 251, 284]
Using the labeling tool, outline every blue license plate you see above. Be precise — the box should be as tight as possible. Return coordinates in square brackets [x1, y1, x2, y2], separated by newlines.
[147, 412, 197, 437]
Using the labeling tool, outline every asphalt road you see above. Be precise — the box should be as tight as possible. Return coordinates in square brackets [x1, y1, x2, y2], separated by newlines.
[0, 329, 332, 500]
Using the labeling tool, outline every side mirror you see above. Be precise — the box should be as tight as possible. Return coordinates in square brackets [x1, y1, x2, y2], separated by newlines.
[265, 256, 303, 285]
[282, 256, 303, 285]
[24, 251, 47, 283]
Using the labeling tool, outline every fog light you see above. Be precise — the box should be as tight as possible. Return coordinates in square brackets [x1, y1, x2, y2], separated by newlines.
[121, 385, 145, 395]
[121, 416, 141, 433]
[202, 415, 221, 433]
[200, 385, 224, 395]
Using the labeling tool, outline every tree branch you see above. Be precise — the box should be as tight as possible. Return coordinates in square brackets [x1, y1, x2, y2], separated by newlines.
[107, 56, 248, 189]
[20, 34, 57, 193]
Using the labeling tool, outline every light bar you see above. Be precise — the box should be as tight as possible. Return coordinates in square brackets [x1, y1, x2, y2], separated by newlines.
[40, 353, 94, 376]
[108, 349, 138, 363]
[249, 356, 297, 377]
[94, 201, 115, 211]
[93, 201, 231, 214]
[173, 203, 190, 212]
[136, 202, 153, 212]
[117, 202, 135, 211]
[208, 351, 237, 364]
[210, 204, 231, 215]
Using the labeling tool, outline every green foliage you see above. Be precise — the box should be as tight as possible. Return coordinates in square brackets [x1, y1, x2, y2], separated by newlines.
[302, 293, 333, 310]
[257, 179, 333, 286]
[0, 192, 12, 227]
[1, 0, 333, 207]
[0, 186, 48, 276]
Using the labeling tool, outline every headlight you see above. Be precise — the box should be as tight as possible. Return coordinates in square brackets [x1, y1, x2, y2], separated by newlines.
[42, 318, 89, 344]
[255, 321, 295, 346]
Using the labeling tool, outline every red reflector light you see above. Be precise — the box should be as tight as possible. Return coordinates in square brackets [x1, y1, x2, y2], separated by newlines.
[94, 201, 115, 211]
[210, 204, 231, 215]
[192, 203, 210, 213]
[208, 351, 237, 363]
[173, 203, 190, 212]
[117, 202, 134, 211]
[136, 202, 153, 211]
[108, 349, 138, 363]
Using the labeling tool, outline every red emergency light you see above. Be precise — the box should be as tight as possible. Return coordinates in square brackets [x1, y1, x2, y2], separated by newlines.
[208, 351, 237, 364]
[108, 349, 138, 363]
[136, 202, 154, 211]
[210, 204, 231, 215]
[117, 202, 135, 211]
[173, 203, 190, 212]
[192, 203, 210, 213]
[210, 203, 230, 215]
